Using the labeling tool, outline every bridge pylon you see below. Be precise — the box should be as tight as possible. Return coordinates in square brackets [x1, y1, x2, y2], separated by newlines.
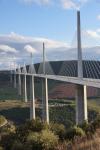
[14, 72, 16, 89]
[14, 64, 17, 89]
[23, 74, 27, 103]
[29, 53, 36, 120]
[30, 75, 36, 120]
[76, 11, 88, 124]
[22, 64, 27, 103]
[10, 70, 13, 86]
[18, 65, 22, 96]
[42, 43, 49, 123]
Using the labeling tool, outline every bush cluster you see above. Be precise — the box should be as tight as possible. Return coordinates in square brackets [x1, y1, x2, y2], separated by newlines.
[0, 118, 59, 150]
[79, 115, 100, 136]
[0, 115, 100, 150]
[50, 123, 66, 140]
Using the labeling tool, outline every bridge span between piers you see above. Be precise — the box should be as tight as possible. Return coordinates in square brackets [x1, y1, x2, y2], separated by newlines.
[17, 73, 100, 89]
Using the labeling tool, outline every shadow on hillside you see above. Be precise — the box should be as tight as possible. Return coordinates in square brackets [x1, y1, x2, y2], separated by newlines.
[0, 107, 42, 125]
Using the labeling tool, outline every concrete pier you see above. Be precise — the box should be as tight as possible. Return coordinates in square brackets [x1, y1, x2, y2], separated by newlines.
[42, 77, 49, 123]
[30, 75, 35, 120]
[23, 74, 27, 103]
[14, 73, 16, 88]
[42, 43, 49, 123]
[10, 70, 13, 85]
[18, 73, 21, 96]
[45, 77, 49, 123]
[76, 85, 88, 124]
[76, 11, 88, 124]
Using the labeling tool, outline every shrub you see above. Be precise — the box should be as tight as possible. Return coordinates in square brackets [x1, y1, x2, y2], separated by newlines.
[79, 121, 95, 135]
[79, 120, 89, 130]
[1, 123, 16, 134]
[27, 130, 58, 150]
[65, 126, 85, 141]
[79, 116, 100, 136]
[27, 132, 41, 150]
[50, 123, 66, 140]
[0, 116, 6, 126]
[25, 118, 44, 132]
[27, 132, 40, 142]
[40, 129, 58, 150]
[91, 114, 100, 130]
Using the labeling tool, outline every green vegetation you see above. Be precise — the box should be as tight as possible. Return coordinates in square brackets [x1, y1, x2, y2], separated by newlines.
[26, 130, 58, 150]
[50, 105, 75, 128]
[50, 123, 66, 140]
[0, 115, 7, 126]
[0, 119, 59, 150]
[0, 117, 100, 150]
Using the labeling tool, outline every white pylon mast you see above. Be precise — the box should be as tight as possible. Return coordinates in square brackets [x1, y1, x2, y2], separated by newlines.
[14, 61, 16, 88]
[30, 52, 33, 65]
[77, 11, 83, 78]
[43, 42, 45, 75]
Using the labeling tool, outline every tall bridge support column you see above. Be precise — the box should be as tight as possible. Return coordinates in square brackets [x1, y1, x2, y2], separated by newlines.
[14, 73, 16, 88]
[23, 74, 27, 103]
[30, 75, 35, 120]
[42, 78, 49, 124]
[76, 84, 88, 125]
[18, 74, 21, 96]
[10, 71, 13, 85]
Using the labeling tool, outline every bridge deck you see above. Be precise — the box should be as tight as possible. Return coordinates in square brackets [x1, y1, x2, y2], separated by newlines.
[16, 73, 100, 88]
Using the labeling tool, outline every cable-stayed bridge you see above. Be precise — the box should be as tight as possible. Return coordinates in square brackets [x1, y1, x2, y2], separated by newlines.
[18, 60, 100, 88]
[9, 11, 100, 125]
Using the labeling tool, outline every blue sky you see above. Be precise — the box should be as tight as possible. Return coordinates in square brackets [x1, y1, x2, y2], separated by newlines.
[0, 0, 100, 42]
[0, 0, 100, 69]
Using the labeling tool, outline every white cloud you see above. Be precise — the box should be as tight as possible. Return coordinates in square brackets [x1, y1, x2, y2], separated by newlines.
[0, 32, 69, 49]
[20, 0, 50, 5]
[35, 38, 69, 49]
[85, 30, 100, 38]
[81, 29, 100, 48]
[61, 0, 77, 9]
[24, 45, 37, 53]
[20, 0, 88, 9]
[0, 31, 100, 70]
[0, 32, 70, 69]
[60, 0, 88, 10]
[0, 44, 17, 53]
